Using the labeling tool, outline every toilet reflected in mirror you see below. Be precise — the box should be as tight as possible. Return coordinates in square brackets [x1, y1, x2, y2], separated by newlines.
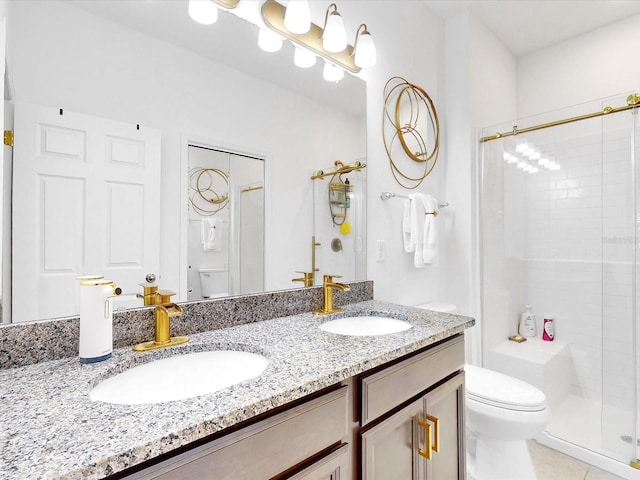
[187, 146, 264, 300]
[198, 268, 229, 299]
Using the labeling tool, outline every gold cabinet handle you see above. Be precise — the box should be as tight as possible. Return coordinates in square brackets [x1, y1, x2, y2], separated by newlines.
[417, 414, 440, 460]
[417, 418, 433, 460]
[427, 414, 440, 453]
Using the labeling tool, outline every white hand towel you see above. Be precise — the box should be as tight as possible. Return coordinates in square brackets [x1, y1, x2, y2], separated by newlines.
[402, 198, 413, 252]
[410, 194, 426, 268]
[420, 194, 438, 264]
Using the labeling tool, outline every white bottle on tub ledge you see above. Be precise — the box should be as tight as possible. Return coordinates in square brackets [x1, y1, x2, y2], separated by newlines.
[518, 305, 537, 338]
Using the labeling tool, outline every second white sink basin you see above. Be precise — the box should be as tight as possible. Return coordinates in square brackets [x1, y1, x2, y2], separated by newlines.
[89, 350, 269, 405]
[319, 316, 412, 336]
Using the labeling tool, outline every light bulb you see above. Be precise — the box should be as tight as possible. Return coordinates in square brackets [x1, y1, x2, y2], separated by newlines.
[323, 10, 346, 52]
[188, 0, 218, 25]
[354, 29, 376, 68]
[517, 161, 527, 170]
[258, 29, 283, 53]
[323, 62, 344, 82]
[294, 47, 316, 68]
[515, 142, 528, 153]
[284, 0, 311, 34]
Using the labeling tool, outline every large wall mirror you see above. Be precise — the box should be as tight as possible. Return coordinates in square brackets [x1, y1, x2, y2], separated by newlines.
[2, 0, 366, 324]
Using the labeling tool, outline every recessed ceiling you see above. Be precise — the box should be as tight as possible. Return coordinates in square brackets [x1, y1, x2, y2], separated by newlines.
[424, 0, 640, 57]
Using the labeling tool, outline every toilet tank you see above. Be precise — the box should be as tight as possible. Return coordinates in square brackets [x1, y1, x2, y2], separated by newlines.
[198, 267, 229, 298]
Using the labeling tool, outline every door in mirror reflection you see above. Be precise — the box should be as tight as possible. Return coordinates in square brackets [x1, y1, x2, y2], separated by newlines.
[186, 146, 264, 300]
[12, 103, 161, 323]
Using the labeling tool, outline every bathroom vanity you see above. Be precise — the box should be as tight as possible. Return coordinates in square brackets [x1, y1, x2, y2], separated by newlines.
[124, 336, 465, 479]
[0, 290, 473, 479]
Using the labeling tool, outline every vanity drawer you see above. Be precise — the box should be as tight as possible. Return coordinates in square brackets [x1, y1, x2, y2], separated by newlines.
[129, 387, 348, 479]
[360, 335, 464, 425]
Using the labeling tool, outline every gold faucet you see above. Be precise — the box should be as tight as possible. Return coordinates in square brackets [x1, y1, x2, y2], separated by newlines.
[137, 283, 159, 306]
[133, 290, 189, 352]
[313, 274, 350, 315]
[292, 271, 314, 287]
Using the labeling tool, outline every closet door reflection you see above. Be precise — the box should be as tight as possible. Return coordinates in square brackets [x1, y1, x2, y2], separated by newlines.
[187, 146, 264, 300]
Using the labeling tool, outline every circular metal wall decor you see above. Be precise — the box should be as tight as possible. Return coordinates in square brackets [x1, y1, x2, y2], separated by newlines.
[188, 167, 229, 216]
[382, 76, 440, 189]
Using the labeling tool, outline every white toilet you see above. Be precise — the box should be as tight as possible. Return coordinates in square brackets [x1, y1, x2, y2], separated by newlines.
[416, 302, 550, 480]
[198, 267, 229, 299]
[465, 364, 550, 480]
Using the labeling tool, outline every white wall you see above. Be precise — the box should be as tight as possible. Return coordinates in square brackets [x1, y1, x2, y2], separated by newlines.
[357, 2, 447, 306]
[442, 12, 518, 362]
[8, 0, 363, 300]
[518, 13, 640, 117]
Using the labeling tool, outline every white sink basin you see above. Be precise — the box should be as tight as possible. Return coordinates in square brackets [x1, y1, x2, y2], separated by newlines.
[89, 350, 269, 405]
[319, 316, 412, 336]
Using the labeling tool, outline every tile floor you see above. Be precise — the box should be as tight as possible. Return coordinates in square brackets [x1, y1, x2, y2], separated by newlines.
[528, 441, 626, 480]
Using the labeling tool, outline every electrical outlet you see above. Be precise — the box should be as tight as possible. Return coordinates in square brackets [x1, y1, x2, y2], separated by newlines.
[376, 240, 386, 262]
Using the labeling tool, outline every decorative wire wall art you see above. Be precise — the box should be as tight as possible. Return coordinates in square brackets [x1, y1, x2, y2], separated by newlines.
[189, 167, 229, 216]
[382, 76, 440, 189]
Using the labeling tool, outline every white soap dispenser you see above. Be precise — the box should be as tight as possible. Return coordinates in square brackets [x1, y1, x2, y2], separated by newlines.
[518, 305, 536, 338]
[77, 276, 122, 363]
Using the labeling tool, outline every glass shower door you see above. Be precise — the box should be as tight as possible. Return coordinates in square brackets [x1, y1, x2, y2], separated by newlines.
[600, 95, 637, 464]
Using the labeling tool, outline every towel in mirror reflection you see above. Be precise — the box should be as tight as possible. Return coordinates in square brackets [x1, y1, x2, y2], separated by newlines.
[201, 218, 221, 251]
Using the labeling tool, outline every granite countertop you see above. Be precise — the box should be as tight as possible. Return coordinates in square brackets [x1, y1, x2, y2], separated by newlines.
[0, 300, 474, 479]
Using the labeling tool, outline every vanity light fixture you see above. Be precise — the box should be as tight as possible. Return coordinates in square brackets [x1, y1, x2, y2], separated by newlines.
[262, 0, 375, 77]
[188, 0, 376, 81]
[188, 0, 219, 25]
[284, 0, 311, 34]
[353, 24, 376, 68]
[322, 4, 347, 53]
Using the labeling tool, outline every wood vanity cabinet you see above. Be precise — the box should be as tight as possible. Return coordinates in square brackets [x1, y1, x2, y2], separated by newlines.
[358, 335, 466, 480]
[120, 335, 465, 480]
[124, 387, 351, 480]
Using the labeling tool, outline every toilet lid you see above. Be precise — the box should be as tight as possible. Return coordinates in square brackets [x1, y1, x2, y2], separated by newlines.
[465, 364, 547, 412]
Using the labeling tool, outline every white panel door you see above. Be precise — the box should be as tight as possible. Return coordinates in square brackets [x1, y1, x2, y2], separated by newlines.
[12, 103, 161, 322]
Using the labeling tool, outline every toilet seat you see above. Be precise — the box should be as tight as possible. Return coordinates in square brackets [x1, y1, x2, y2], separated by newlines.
[465, 364, 547, 412]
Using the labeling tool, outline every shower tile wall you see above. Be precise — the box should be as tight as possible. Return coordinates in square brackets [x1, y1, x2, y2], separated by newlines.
[509, 124, 634, 410]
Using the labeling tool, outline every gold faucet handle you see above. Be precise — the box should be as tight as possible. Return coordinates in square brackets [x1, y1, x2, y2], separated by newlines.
[292, 271, 314, 287]
[157, 289, 176, 304]
[324, 274, 342, 283]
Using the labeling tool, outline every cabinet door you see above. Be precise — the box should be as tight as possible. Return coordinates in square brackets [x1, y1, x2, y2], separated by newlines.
[360, 397, 427, 480]
[423, 373, 465, 480]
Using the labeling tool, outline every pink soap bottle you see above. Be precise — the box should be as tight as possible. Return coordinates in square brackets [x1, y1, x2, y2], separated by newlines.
[542, 316, 555, 341]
